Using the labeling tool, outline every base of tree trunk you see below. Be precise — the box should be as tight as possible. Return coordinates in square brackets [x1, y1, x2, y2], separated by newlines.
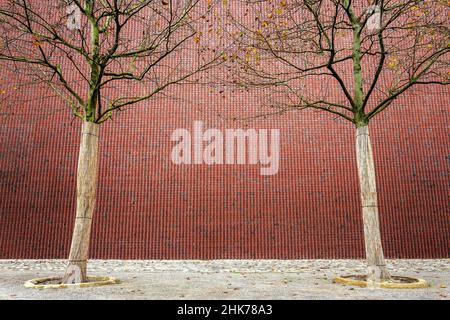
[367, 264, 391, 283]
[62, 261, 88, 284]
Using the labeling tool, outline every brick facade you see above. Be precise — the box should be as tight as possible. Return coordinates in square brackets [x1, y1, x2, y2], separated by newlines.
[0, 83, 448, 259]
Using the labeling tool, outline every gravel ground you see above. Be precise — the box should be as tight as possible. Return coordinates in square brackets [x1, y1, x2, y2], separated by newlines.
[0, 259, 448, 300]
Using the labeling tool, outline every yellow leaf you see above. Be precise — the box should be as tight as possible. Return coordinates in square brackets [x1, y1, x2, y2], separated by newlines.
[387, 57, 399, 70]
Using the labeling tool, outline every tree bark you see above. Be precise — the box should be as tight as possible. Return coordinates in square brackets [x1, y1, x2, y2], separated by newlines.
[355, 125, 391, 284]
[62, 122, 99, 284]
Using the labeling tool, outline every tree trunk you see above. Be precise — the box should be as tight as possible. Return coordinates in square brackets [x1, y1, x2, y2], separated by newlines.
[62, 122, 99, 284]
[355, 125, 391, 284]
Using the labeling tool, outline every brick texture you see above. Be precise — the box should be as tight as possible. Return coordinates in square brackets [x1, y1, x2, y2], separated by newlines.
[0, 82, 448, 259]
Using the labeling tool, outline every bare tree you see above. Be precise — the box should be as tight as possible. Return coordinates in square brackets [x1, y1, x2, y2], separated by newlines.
[0, 0, 223, 284]
[223, 0, 449, 284]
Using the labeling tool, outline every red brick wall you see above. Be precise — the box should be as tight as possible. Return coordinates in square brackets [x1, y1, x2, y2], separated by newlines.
[0, 82, 448, 259]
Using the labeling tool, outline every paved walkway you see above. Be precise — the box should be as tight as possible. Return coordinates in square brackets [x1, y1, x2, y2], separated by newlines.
[0, 259, 448, 300]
